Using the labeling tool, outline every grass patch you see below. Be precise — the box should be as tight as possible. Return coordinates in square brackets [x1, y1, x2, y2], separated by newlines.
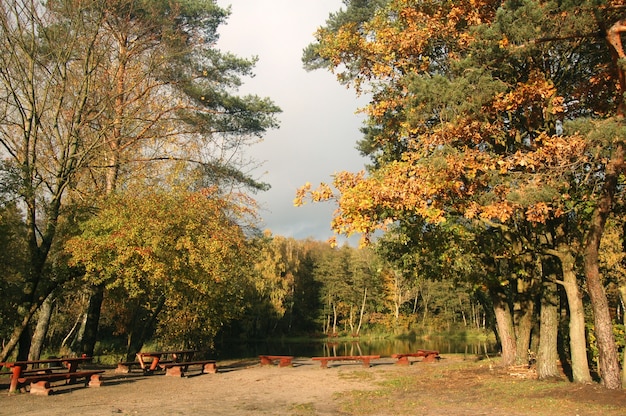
[338, 370, 376, 382]
[335, 356, 626, 416]
[289, 402, 316, 415]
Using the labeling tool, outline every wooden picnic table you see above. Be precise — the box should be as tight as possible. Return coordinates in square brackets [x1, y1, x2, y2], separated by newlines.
[0, 356, 92, 393]
[312, 355, 380, 368]
[392, 350, 440, 365]
[135, 350, 197, 372]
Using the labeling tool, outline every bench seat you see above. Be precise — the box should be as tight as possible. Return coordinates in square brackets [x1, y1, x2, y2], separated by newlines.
[392, 350, 440, 365]
[18, 370, 105, 395]
[259, 355, 294, 367]
[116, 359, 173, 373]
[311, 355, 380, 368]
[161, 360, 217, 377]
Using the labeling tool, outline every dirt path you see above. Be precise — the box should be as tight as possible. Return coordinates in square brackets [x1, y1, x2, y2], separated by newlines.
[2, 356, 625, 416]
[0, 358, 389, 415]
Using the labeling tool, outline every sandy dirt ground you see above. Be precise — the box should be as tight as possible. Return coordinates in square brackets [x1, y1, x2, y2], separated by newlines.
[2, 355, 626, 416]
[0, 357, 392, 416]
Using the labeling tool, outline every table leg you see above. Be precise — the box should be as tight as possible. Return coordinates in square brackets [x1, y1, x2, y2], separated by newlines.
[149, 356, 161, 371]
[136, 353, 147, 370]
[395, 356, 410, 365]
[9, 365, 23, 393]
[66, 361, 79, 384]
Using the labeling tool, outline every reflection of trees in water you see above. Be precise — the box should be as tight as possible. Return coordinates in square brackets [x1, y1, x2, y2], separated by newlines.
[216, 336, 496, 359]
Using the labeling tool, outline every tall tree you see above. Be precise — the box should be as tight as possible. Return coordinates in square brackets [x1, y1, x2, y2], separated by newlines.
[0, 0, 105, 361]
[73, 0, 279, 357]
[298, 0, 625, 387]
[65, 186, 256, 352]
[0, 0, 280, 360]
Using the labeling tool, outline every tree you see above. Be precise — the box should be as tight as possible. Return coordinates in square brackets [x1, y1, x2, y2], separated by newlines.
[65, 186, 256, 353]
[0, 201, 28, 345]
[71, 0, 280, 356]
[0, 0, 106, 361]
[0, 0, 280, 360]
[298, 0, 625, 387]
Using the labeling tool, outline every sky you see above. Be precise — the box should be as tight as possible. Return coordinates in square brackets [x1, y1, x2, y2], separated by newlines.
[215, 0, 368, 244]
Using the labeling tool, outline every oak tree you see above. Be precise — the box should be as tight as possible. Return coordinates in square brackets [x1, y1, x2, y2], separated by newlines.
[298, 0, 626, 387]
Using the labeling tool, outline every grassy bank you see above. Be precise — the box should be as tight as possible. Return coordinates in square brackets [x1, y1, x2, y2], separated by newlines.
[335, 355, 626, 416]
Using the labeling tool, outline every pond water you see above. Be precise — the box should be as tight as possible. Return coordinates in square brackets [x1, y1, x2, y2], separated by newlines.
[213, 336, 497, 360]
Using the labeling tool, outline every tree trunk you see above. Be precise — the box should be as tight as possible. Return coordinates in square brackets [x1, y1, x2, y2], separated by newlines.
[332, 302, 338, 335]
[125, 296, 166, 361]
[0, 286, 53, 362]
[583, 142, 624, 390]
[619, 285, 626, 388]
[356, 287, 367, 335]
[29, 294, 54, 361]
[545, 242, 592, 383]
[79, 284, 105, 357]
[537, 266, 560, 380]
[514, 270, 536, 365]
[490, 284, 517, 366]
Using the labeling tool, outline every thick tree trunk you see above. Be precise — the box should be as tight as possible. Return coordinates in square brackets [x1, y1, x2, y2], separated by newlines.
[79, 284, 105, 357]
[125, 296, 166, 361]
[0, 301, 40, 362]
[536, 264, 560, 380]
[490, 284, 517, 366]
[28, 294, 54, 361]
[583, 142, 624, 390]
[562, 266, 593, 383]
[514, 268, 536, 365]
[546, 246, 592, 383]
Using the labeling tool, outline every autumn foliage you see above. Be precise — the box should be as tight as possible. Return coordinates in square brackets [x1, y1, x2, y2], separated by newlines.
[299, 0, 626, 388]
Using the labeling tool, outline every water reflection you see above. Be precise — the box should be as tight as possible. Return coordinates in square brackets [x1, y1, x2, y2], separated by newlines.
[214, 336, 496, 360]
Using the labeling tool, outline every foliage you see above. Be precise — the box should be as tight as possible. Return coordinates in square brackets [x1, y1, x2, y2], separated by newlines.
[65, 186, 256, 348]
[296, 0, 626, 386]
[0, 203, 28, 341]
[0, 0, 280, 360]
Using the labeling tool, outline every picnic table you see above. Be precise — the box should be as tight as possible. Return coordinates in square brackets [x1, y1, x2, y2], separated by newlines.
[312, 355, 380, 368]
[392, 350, 440, 365]
[135, 350, 197, 372]
[259, 355, 294, 367]
[0, 356, 94, 394]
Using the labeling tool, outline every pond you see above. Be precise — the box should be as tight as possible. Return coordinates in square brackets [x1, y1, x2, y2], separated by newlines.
[213, 335, 497, 360]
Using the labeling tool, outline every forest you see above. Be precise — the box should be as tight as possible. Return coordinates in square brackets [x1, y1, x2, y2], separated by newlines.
[1, 0, 626, 392]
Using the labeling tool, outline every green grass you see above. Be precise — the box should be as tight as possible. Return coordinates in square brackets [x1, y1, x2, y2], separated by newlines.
[289, 402, 316, 415]
[334, 356, 625, 416]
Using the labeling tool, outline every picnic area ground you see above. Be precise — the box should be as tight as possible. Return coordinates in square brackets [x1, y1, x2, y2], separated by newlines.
[1, 354, 625, 415]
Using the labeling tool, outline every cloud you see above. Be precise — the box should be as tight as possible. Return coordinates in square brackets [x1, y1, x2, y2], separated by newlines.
[217, 1, 368, 243]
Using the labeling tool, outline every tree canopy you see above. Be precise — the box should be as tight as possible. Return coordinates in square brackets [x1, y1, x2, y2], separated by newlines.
[0, 0, 280, 361]
[297, 0, 626, 388]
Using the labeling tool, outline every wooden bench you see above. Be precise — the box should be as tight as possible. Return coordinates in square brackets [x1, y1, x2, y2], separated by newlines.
[312, 355, 380, 369]
[259, 355, 294, 367]
[392, 350, 440, 365]
[115, 359, 173, 373]
[17, 370, 105, 395]
[161, 360, 217, 377]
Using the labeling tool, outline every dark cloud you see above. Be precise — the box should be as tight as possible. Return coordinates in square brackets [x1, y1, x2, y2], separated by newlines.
[218, 1, 367, 243]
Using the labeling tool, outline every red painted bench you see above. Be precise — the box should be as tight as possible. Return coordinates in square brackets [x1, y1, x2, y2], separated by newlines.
[161, 360, 217, 377]
[115, 360, 173, 373]
[312, 355, 380, 368]
[259, 355, 294, 367]
[392, 350, 440, 365]
[17, 370, 105, 395]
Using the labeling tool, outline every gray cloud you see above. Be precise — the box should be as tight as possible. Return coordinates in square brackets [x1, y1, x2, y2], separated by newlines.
[217, 0, 367, 243]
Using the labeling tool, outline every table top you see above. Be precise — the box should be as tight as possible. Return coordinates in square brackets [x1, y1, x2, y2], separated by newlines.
[137, 350, 197, 357]
[0, 356, 91, 368]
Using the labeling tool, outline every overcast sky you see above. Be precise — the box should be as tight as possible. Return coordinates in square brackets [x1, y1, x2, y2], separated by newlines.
[216, 0, 368, 244]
